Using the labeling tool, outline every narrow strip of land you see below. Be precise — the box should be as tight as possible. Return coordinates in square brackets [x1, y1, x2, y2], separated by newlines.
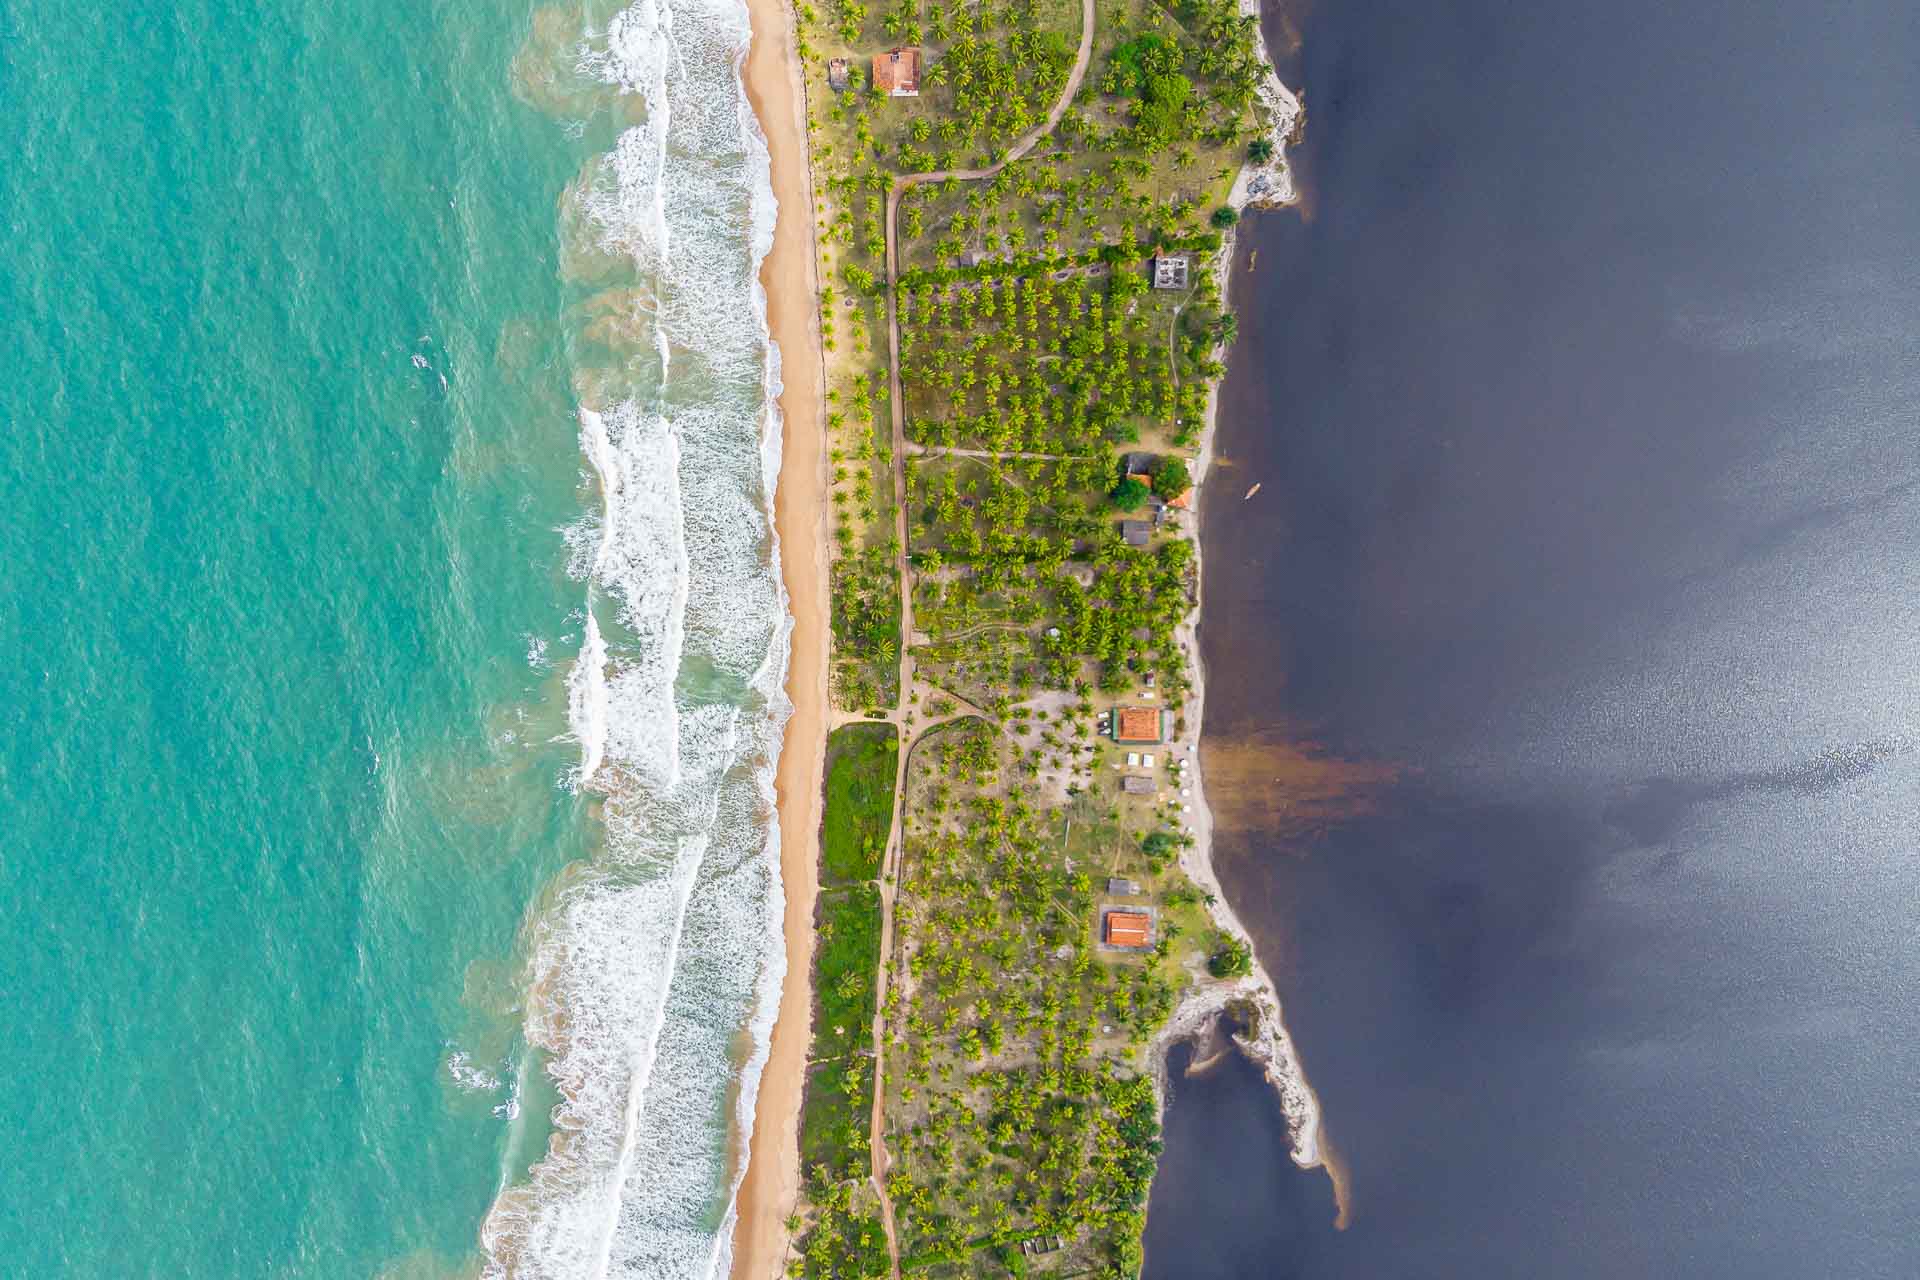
[782, 0, 1306, 1268]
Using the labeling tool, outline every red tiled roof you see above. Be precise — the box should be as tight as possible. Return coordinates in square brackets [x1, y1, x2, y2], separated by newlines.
[1114, 706, 1162, 743]
[872, 47, 920, 93]
[1105, 911, 1152, 947]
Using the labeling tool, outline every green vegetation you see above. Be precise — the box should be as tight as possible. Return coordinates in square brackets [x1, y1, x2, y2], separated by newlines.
[822, 721, 901, 883]
[814, 881, 886, 1062]
[825, 364, 901, 710]
[1104, 33, 1193, 148]
[792, 0, 1282, 1265]
[893, 260, 1222, 707]
[1105, 34, 1182, 97]
[1206, 933, 1251, 978]
[881, 720, 1180, 1273]
[796, 724, 900, 1279]
[899, 268, 1203, 452]
[799, 1178, 891, 1280]
[1151, 454, 1190, 496]
[1139, 828, 1180, 873]
[803, 0, 1272, 720]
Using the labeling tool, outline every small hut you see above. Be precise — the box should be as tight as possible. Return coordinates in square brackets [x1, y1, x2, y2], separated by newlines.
[1152, 253, 1191, 290]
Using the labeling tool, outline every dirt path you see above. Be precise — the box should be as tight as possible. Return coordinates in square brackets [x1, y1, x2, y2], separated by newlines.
[866, 6, 1097, 1273]
[881, 0, 1097, 481]
[921, 619, 1032, 645]
[861, 706, 991, 1276]
[864, 717, 910, 1274]
[905, 443, 1073, 461]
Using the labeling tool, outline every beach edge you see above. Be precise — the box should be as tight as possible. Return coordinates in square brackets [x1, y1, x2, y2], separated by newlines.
[1145, 0, 1355, 1229]
[734, 0, 830, 1273]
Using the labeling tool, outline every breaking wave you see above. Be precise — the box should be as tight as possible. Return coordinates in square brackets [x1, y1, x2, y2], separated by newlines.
[485, 0, 790, 1275]
[447, 1049, 505, 1094]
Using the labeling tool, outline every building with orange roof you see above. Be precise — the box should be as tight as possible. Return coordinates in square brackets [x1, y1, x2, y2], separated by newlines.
[1104, 910, 1153, 948]
[871, 47, 921, 96]
[1111, 705, 1165, 744]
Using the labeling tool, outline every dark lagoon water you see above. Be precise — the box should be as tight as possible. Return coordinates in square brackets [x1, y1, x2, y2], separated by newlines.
[1157, 0, 1920, 1276]
[1142, 1043, 1339, 1276]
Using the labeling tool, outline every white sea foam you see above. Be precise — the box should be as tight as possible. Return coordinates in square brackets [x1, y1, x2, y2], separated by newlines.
[570, 402, 689, 788]
[485, 0, 789, 1274]
[566, 611, 609, 787]
[447, 1048, 504, 1094]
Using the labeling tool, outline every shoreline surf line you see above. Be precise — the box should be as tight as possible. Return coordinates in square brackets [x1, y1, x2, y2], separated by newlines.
[728, 0, 832, 1269]
[486, 0, 796, 1268]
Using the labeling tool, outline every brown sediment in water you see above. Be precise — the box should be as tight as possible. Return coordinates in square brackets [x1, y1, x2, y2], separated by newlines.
[1317, 1125, 1354, 1230]
[729, 0, 829, 1269]
[1200, 732, 1400, 841]
[578, 285, 666, 352]
[1190, 733, 1382, 1232]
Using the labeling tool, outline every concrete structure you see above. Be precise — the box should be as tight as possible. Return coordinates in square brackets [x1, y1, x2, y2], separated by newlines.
[1119, 775, 1154, 796]
[1120, 519, 1151, 546]
[871, 47, 921, 96]
[827, 58, 851, 90]
[1107, 877, 1139, 896]
[1152, 253, 1191, 290]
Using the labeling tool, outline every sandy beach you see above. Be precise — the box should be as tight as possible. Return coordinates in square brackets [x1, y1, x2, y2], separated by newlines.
[732, 0, 827, 1274]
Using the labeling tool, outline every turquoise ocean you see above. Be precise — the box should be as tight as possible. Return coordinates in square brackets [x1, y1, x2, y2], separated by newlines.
[0, 0, 789, 1275]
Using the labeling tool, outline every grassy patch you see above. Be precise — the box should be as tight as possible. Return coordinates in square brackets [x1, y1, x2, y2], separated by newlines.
[814, 882, 885, 1063]
[822, 721, 901, 885]
[796, 725, 900, 1280]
